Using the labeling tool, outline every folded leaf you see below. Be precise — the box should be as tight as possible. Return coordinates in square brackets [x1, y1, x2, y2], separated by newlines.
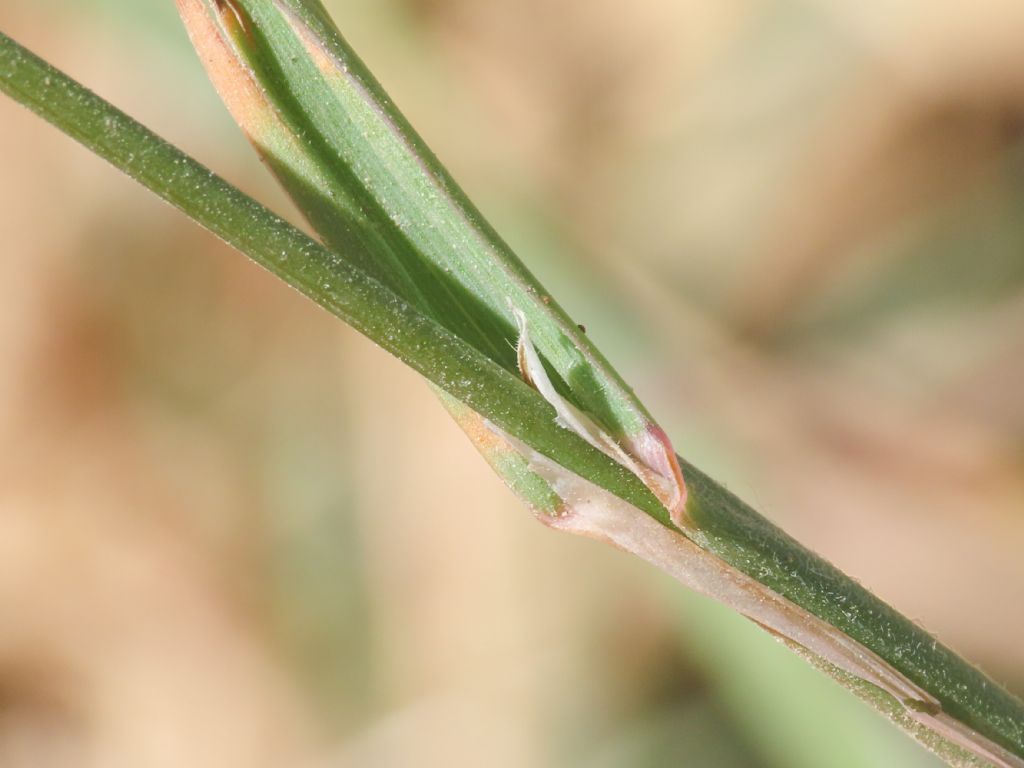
[176, 0, 687, 523]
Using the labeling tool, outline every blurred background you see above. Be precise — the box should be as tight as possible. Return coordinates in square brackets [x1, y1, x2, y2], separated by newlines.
[2, 0, 1023, 765]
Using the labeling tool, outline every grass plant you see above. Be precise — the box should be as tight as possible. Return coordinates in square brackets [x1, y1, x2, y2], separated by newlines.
[1, 2, 1022, 764]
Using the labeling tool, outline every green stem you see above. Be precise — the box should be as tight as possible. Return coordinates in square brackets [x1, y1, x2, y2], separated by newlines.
[0, 29, 657, 518]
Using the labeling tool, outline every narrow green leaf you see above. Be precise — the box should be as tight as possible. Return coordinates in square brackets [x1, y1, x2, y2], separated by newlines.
[175, 0, 687, 521]
[0, 28, 660, 523]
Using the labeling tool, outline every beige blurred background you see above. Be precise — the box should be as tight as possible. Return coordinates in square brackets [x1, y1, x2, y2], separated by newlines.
[2, 0, 1023, 766]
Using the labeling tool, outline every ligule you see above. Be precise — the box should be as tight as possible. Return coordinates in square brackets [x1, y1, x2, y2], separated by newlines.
[511, 306, 687, 523]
